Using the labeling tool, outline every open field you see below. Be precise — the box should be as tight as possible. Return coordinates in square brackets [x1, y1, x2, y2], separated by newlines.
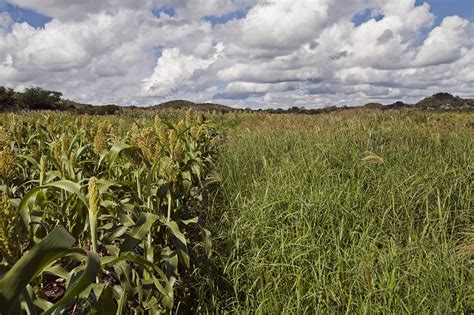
[203, 110, 473, 313]
[2, 1, 473, 313]
[0, 109, 472, 313]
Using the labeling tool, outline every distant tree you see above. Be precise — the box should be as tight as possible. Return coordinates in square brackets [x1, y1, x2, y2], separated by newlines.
[16, 86, 62, 110]
[0, 87, 16, 110]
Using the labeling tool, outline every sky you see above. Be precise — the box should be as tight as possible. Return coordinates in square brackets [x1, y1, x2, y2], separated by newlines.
[0, 0, 473, 108]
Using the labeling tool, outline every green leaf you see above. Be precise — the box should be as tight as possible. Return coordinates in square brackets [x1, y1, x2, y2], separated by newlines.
[165, 221, 190, 268]
[33, 298, 54, 311]
[181, 217, 199, 225]
[42, 180, 87, 206]
[18, 180, 87, 231]
[18, 189, 41, 231]
[92, 284, 117, 315]
[204, 228, 212, 258]
[120, 212, 159, 253]
[116, 288, 127, 315]
[96, 179, 121, 194]
[105, 143, 136, 168]
[0, 226, 100, 315]
[0, 226, 75, 313]
[43, 264, 70, 279]
[181, 171, 191, 182]
[44, 248, 100, 314]
[18, 154, 40, 169]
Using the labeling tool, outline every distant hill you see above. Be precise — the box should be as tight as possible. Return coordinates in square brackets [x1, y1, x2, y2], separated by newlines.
[152, 100, 235, 112]
[415, 93, 474, 110]
[57, 99, 125, 115]
[362, 102, 384, 109]
[385, 101, 412, 109]
[1, 86, 473, 114]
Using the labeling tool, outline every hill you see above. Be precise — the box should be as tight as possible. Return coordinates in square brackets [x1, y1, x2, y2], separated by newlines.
[152, 100, 236, 112]
[415, 93, 474, 110]
[1, 86, 473, 114]
[362, 102, 384, 109]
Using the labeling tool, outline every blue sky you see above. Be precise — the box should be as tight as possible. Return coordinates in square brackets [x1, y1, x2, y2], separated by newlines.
[416, 0, 473, 22]
[2, 0, 472, 29]
[0, 0, 473, 108]
[0, 1, 51, 27]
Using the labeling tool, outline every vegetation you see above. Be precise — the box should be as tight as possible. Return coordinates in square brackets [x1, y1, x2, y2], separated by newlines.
[0, 87, 15, 111]
[203, 110, 473, 313]
[152, 100, 235, 113]
[0, 86, 237, 115]
[1, 86, 473, 115]
[0, 108, 472, 313]
[0, 111, 219, 313]
[416, 93, 474, 110]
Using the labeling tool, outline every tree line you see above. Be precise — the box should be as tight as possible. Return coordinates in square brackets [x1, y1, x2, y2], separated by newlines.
[0, 86, 123, 115]
[0, 86, 63, 111]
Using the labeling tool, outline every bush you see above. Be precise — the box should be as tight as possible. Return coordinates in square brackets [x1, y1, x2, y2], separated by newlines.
[16, 86, 62, 110]
[0, 87, 16, 111]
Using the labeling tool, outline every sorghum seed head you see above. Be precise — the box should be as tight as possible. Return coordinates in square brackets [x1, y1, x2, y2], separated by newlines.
[88, 177, 100, 218]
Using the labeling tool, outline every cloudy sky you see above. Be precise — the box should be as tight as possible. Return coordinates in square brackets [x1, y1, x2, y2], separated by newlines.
[0, 0, 473, 108]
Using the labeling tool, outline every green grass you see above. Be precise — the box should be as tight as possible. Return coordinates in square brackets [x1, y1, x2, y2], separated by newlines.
[202, 110, 473, 313]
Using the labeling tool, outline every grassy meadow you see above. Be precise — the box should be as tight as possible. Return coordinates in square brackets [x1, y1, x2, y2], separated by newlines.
[0, 109, 472, 313]
[202, 110, 473, 313]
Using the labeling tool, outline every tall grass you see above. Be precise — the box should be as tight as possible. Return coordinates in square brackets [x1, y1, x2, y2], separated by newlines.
[205, 110, 473, 313]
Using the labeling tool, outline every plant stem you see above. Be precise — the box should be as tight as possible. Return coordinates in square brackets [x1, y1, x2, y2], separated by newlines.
[167, 191, 172, 223]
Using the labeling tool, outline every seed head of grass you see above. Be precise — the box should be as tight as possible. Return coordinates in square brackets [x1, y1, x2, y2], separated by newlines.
[162, 158, 179, 183]
[51, 139, 61, 159]
[456, 226, 474, 260]
[0, 147, 16, 181]
[154, 116, 168, 145]
[168, 129, 177, 150]
[0, 127, 11, 148]
[80, 115, 90, 128]
[136, 127, 161, 163]
[60, 133, 70, 156]
[35, 119, 42, 131]
[93, 123, 108, 154]
[0, 192, 19, 259]
[172, 141, 184, 162]
[191, 124, 207, 140]
[175, 120, 186, 134]
[88, 177, 100, 219]
[361, 151, 384, 164]
[185, 109, 193, 128]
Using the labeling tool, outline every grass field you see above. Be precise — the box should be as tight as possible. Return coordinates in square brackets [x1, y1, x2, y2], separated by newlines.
[0, 109, 472, 313]
[203, 110, 473, 313]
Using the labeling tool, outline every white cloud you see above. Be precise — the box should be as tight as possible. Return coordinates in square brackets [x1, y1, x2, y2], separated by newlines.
[0, 11, 12, 30]
[414, 16, 474, 67]
[226, 81, 300, 93]
[141, 48, 217, 97]
[175, 0, 246, 19]
[0, 0, 472, 108]
[6, 0, 147, 20]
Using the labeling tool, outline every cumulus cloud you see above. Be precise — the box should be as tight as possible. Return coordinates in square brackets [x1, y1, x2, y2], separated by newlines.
[6, 0, 146, 20]
[0, 0, 472, 108]
[414, 16, 474, 67]
[0, 11, 12, 29]
[167, 0, 251, 20]
[141, 47, 218, 97]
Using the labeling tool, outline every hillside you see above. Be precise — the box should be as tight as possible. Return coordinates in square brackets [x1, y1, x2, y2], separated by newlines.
[1, 86, 473, 114]
[415, 93, 474, 110]
[152, 100, 236, 112]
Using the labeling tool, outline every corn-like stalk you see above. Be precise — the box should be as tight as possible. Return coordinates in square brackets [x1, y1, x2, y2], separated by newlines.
[1, 111, 219, 311]
[167, 191, 172, 223]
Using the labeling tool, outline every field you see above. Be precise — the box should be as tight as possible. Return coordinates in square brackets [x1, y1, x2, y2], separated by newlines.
[0, 109, 473, 313]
